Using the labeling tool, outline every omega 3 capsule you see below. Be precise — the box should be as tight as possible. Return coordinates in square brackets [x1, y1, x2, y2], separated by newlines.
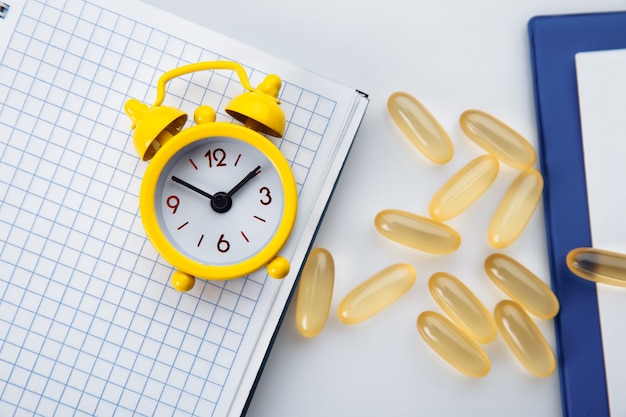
[388, 92, 454, 164]
[494, 300, 556, 378]
[567, 247, 626, 287]
[428, 272, 497, 344]
[429, 155, 499, 221]
[338, 263, 416, 325]
[375, 209, 461, 254]
[460, 109, 536, 170]
[488, 169, 543, 249]
[417, 311, 491, 378]
[296, 248, 335, 337]
[485, 253, 559, 319]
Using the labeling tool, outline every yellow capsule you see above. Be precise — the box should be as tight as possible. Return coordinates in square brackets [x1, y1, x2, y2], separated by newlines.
[485, 253, 559, 319]
[388, 92, 454, 164]
[460, 109, 536, 170]
[296, 248, 335, 337]
[488, 169, 543, 249]
[375, 209, 461, 254]
[494, 300, 556, 378]
[429, 155, 500, 221]
[566, 247, 626, 287]
[417, 311, 491, 378]
[338, 264, 416, 325]
[428, 272, 497, 344]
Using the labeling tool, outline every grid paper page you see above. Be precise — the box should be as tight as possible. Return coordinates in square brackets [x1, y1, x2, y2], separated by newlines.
[0, 0, 339, 415]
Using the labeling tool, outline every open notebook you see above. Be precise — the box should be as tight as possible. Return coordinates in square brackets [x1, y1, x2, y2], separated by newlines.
[0, 0, 368, 415]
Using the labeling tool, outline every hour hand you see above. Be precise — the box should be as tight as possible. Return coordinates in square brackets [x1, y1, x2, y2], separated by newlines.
[226, 166, 261, 198]
[171, 176, 214, 200]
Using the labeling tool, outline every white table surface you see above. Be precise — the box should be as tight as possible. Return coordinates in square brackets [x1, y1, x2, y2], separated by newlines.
[141, 1, 626, 415]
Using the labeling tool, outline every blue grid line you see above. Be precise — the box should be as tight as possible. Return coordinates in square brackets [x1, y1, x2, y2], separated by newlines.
[0, 0, 332, 167]
[59, 11, 160, 413]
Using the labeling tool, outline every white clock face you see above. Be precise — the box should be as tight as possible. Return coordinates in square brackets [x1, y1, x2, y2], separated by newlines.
[155, 136, 285, 266]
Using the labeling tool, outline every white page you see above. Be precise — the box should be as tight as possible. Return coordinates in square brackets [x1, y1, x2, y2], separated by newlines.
[0, 0, 366, 416]
[575, 48, 626, 417]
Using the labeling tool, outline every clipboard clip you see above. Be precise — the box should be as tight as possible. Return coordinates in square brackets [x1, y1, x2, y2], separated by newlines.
[0, 2, 10, 19]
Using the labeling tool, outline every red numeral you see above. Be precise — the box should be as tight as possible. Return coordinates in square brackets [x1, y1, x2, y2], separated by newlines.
[166, 195, 180, 213]
[217, 234, 230, 253]
[204, 148, 227, 168]
[259, 187, 272, 205]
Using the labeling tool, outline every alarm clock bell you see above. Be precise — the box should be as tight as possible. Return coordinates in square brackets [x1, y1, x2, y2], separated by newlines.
[124, 62, 285, 163]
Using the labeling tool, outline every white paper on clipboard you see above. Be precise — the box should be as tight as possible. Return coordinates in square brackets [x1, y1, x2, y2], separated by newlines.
[576, 48, 626, 417]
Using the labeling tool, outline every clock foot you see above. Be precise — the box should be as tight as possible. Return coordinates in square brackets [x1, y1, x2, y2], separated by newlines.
[171, 270, 195, 292]
[266, 256, 290, 279]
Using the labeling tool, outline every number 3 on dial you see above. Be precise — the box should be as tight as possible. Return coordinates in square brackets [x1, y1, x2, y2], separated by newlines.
[260, 186, 272, 205]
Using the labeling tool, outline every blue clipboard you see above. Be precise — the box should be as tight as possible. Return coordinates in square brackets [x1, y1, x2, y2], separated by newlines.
[528, 11, 626, 417]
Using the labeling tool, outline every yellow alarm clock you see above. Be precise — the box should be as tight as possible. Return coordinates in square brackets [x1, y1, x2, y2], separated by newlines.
[123, 61, 298, 292]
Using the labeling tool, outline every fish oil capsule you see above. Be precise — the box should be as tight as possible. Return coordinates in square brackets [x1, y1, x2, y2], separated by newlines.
[428, 272, 497, 344]
[488, 169, 543, 249]
[417, 311, 491, 378]
[296, 248, 335, 337]
[460, 109, 536, 170]
[429, 155, 499, 221]
[338, 264, 416, 325]
[485, 253, 559, 319]
[494, 300, 556, 378]
[388, 92, 454, 164]
[567, 247, 626, 287]
[375, 209, 461, 254]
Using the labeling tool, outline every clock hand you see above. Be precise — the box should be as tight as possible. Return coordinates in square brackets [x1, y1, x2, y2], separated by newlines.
[209, 166, 261, 214]
[225, 165, 261, 198]
[171, 166, 261, 214]
[171, 176, 214, 200]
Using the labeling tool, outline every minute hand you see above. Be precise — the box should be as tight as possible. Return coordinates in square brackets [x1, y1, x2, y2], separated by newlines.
[226, 166, 261, 198]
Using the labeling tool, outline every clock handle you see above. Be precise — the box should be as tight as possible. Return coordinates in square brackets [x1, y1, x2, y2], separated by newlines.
[152, 61, 264, 107]
[138, 60, 285, 138]
[267, 256, 290, 279]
